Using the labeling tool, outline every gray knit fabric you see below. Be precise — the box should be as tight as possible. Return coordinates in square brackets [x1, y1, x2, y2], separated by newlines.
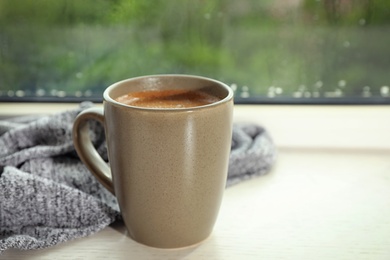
[0, 102, 276, 253]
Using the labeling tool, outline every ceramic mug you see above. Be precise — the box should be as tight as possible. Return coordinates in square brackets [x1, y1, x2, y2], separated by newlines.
[72, 75, 234, 248]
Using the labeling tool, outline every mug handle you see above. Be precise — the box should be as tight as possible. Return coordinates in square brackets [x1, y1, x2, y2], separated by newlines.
[72, 107, 115, 195]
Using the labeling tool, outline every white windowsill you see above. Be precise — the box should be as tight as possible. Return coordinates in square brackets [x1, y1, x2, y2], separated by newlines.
[1, 102, 389, 150]
[1, 103, 390, 259]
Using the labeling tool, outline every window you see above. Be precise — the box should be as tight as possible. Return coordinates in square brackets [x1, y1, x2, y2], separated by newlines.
[0, 0, 389, 104]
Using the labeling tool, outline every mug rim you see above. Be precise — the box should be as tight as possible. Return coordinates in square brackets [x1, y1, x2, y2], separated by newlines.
[103, 74, 234, 111]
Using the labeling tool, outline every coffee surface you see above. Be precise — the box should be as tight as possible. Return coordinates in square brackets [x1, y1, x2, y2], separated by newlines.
[115, 89, 220, 108]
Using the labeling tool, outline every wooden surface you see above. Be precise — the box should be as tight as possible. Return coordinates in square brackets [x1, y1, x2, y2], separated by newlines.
[1, 105, 390, 259]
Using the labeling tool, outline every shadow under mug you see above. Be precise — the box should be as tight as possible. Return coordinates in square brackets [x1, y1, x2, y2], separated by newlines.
[72, 74, 234, 248]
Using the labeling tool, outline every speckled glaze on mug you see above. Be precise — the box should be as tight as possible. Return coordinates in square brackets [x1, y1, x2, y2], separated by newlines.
[73, 75, 234, 248]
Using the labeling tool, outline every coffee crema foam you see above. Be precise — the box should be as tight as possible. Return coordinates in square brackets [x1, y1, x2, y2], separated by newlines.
[115, 89, 221, 108]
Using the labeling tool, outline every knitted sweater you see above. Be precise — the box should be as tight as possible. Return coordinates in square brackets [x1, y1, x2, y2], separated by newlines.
[0, 102, 276, 253]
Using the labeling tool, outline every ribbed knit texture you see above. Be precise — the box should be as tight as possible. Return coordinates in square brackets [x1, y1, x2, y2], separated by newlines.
[0, 102, 276, 253]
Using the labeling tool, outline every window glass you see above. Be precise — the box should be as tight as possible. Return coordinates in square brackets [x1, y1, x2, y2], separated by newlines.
[0, 0, 389, 103]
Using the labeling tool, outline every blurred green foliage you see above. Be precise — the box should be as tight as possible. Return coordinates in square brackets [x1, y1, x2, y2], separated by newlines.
[302, 0, 390, 25]
[0, 0, 389, 99]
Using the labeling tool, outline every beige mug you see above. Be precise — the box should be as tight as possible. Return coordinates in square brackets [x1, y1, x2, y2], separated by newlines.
[72, 75, 234, 248]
